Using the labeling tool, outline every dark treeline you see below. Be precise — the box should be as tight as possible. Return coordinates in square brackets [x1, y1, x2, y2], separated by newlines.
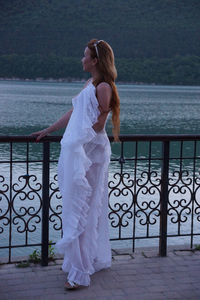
[0, 0, 200, 84]
[0, 54, 199, 85]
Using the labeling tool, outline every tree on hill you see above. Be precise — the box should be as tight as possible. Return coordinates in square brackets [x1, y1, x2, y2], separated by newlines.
[0, 0, 199, 84]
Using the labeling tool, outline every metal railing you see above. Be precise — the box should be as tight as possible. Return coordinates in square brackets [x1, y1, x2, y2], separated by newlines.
[1, 135, 200, 265]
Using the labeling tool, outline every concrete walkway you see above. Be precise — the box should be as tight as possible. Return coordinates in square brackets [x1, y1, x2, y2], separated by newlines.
[0, 247, 200, 300]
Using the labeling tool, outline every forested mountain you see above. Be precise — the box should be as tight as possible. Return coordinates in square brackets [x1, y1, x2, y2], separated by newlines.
[0, 0, 199, 84]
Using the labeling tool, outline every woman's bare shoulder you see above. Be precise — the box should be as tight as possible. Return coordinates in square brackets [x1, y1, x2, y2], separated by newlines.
[96, 82, 112, 93]
[96, 82, 112, 112]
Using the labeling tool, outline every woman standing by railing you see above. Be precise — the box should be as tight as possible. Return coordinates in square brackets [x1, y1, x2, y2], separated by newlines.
[31, 39, 120, 289]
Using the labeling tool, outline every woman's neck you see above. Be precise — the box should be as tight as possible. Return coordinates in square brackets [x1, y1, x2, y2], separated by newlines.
[90, 69, 101, 82]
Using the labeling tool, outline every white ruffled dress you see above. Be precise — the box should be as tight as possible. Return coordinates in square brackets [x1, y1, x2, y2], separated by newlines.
[56, 82, 112, 286]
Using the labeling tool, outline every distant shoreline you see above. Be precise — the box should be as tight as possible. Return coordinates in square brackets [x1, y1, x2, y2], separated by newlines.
[0, 77, 199, 87]
[0, 77, 154, 85]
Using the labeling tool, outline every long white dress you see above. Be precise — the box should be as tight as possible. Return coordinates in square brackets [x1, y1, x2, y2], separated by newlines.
[56, 81, 112, 286]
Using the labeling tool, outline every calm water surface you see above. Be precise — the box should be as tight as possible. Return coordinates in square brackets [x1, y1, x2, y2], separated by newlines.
[0, 80, 200, 258]
[1, 80, 200, 136]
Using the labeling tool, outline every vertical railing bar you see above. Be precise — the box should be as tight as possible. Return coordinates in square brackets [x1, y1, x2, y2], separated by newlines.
[132, 141, 138, 252]
[120, 141, 124, 174]
[191, 140, 196, 248]
[41, 141, 50, 266]
[148, 141, 152, 173]
[9, 142, 13, 263]
[177, 141, 183, 235]
[180, 141, 183, 173]
[146, 141, 152, 238]
[25, 142, 29, 245]
[119, 141, 124, 240]
[26, 142, 29, 175]
[159, 140, 169, 256]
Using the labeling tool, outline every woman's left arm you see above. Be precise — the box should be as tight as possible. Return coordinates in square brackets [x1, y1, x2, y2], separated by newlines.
[92, 82, 112, 132]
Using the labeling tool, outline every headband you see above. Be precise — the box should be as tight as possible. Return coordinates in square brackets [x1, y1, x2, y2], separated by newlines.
[94, 40, 104, 58]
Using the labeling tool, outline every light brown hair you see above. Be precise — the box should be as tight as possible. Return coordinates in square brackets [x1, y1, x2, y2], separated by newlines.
[87, 39, 120, 142]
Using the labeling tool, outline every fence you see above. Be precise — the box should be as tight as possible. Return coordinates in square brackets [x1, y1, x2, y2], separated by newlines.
[1, 135, 200, 265]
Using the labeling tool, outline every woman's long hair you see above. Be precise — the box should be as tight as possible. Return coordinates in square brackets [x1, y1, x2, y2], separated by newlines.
[87, 39, 120, 142]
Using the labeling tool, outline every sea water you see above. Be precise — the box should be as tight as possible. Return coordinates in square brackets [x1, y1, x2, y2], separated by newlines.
[0, 80, 200, 258]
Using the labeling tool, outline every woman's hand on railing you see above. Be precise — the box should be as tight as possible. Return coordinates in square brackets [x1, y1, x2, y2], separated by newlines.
[30, 129, 49, 142]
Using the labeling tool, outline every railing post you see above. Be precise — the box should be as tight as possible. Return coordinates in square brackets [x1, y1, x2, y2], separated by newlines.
[159, 141, 169, 256]
[41, 141, 50, 266]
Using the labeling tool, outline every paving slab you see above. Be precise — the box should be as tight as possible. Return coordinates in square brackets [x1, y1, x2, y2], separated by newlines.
[0, 248, 200, 300]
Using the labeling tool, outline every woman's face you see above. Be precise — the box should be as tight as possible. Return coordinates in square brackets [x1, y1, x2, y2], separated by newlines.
[82, 47, 97, 72]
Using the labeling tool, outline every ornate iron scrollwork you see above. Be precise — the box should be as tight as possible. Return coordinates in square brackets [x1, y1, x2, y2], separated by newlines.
[49, 174, 62, 231]
[12, 174, 42, 234]
[168, 170, 192, 225]
[0, 175, 10, 234]
[135, 171, 160, 227]
[1, 136, 200, 262]
[109, 172, 134, 228]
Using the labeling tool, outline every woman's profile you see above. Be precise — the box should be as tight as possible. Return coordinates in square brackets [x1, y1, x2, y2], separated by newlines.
[32, 39, 120, 289]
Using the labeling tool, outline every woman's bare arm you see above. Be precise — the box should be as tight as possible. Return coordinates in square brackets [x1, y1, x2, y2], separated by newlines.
[93, 82, 112, 132]
[31, 108, 73, 141]
[45, 109, 73, 133]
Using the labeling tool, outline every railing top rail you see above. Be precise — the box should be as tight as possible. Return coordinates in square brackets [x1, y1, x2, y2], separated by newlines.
[1, 134, 200, 143]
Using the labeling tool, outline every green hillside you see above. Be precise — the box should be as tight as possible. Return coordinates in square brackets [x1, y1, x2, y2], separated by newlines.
[0, 0, 200, 84]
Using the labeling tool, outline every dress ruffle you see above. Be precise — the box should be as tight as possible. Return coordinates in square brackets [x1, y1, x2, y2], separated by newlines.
[68, 266, 90, 286]
[56, 83, 100, 252]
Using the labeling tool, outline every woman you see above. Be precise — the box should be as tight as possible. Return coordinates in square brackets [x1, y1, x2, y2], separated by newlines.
[32, 39, 120, 289]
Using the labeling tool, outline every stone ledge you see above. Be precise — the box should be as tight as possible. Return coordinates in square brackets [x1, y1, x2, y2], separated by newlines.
[1, 244, 199, 266]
